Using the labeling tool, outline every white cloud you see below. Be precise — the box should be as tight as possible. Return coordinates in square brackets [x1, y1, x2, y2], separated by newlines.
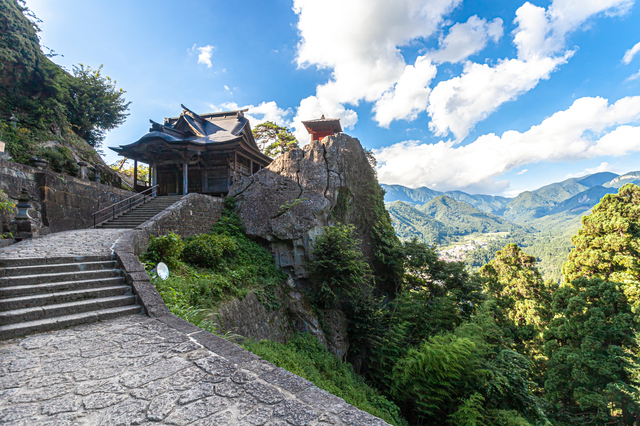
[427, 54, 568, 141]
[209, 101, 293, 128]
[195, 45, 215, 68]
[290, 0, 632, 141]
[623, 41, 640, 64]
[291, 0, 462, 141]
[565, 162, 614, 178]
[373, 56, 437, 127]
[517, 169, 528, 175]
[628, 69, 640, 80]
[428, 16, 503, 64]
[375, 96, 640, 194]
[426, 0, 632, 141]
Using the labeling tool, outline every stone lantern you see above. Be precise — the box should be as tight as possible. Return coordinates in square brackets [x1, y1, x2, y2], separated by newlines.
[31, 156, 48, 170]
[77, 161, 89, 180]
[11, 188, 34, 241]
[93, 165, 102, 183]
[9, 114, 18, 129]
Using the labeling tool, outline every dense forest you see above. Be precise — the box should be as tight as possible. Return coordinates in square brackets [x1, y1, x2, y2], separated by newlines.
[148, 185, 640, 425]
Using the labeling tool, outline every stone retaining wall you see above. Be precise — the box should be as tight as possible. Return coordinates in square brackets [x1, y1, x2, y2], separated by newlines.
[0, 159, 132, 233]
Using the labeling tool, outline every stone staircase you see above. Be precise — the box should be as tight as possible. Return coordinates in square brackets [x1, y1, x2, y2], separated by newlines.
[96, 195, 184, 229]
[0, 256, 141, 339]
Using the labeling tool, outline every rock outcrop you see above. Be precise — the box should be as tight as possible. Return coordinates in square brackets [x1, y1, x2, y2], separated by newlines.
[229, 133, 383, 280]
[229, 133, 401, 359]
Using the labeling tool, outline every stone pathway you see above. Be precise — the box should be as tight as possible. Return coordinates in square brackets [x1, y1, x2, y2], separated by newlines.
[0, 229, 128, 259]
[0, 230, 390, 425]
[0, 315, 387, 425]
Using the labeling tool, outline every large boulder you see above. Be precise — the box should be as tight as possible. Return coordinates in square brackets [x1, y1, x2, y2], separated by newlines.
[229, 133, 386, 281]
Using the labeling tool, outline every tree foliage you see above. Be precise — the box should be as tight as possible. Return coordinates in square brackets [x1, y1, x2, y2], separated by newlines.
[480, 244, 556, 359]
[0, 0, 129, 150]
[252, 121, 299, 158]
[65, 64, 130, 147]
[308, 224, 372, 309]
[544, 277, 640, 424]
[562, 183, 640, 310]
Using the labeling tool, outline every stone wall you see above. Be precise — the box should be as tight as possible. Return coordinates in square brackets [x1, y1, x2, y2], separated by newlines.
[215, 290, 293, 344]
[0, 159, 132, 234]
[134, 193, 224, 251]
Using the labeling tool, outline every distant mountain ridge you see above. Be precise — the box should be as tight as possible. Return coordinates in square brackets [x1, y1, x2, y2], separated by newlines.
[382, 171, 639, 223]
[382, 170, 640, 282]
[387, 195, 524, 245]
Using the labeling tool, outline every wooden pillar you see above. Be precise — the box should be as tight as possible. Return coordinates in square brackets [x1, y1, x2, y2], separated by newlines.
[183, 162, 188, 195]
[133, 160, 138, 190]
[234, 151, 238, 182]
[152, 163, 157, 196]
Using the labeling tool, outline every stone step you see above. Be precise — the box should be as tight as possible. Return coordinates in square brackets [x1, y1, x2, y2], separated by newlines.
[98, 225, 140, 229]
[0, 255, 113, 268]
[0, 305, 143, 340]
[0, 277, 125, 300]
[0, 269, 121, 287]
[0, 295, 137, 325]
[2, 260, 118, 278]
[0, 285, 131, 311]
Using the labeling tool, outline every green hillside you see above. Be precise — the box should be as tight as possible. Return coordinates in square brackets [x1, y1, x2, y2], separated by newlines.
[420, 195, 523, 234]
[501, 191, 557, 221]
[386, 201, 454, 245]
[546, 185, 617, 215]
[382, 173, 640, 283]
[441, 190, 511, 215]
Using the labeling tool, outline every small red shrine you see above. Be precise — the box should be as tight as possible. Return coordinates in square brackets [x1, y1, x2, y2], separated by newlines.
[301, 115, 342, 141]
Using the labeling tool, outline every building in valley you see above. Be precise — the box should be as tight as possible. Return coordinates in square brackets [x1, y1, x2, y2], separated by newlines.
[110, 106, 272, 196]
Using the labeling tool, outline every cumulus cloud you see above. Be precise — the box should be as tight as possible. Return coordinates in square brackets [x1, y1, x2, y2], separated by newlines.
[209, 101, 293, 128]
[373, 56, 438, 127]
[565, 162, 614, 178]
[427, 0, 632, 141]
[623, 41, 640, 64]
[517, 169, 528, 175]
[290, 0, 631, 143]
[195, 45, 215, 68]
[428, 16, 503, 64]
[375, 96, 640, 194]
[290, 0, 461, 142]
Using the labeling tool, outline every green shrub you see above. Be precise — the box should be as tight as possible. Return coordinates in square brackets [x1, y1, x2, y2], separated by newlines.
[38, 145, 79, 175]
[144, 232, 184, 269]
[243, 333, 407, 426]
[182, 233, 238, 268]
[308, 224, 372, 308]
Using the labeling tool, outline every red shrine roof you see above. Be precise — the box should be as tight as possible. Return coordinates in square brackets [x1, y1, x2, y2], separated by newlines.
[301, 116, 342, 134]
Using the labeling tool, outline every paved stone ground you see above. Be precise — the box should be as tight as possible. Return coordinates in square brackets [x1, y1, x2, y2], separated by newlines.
[0, 315, 387, 426]
[0, 229, 128, 259]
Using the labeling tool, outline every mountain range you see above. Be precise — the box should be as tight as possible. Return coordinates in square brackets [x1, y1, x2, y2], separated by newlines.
[382, 170, 640, 281]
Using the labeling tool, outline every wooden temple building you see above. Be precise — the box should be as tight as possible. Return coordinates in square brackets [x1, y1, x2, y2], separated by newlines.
[110, 106, 272, 196]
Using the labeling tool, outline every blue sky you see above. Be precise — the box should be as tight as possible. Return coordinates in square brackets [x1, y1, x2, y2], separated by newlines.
[25, 0, 640, 196]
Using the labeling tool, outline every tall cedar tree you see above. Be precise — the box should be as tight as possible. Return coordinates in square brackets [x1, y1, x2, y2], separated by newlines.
[252, 121, 299, 158]
[480, 243, 556, 358]
[562, 183, 640, 311]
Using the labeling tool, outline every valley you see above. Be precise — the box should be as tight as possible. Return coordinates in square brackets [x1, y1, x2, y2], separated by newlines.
[383, 170, 640, 282]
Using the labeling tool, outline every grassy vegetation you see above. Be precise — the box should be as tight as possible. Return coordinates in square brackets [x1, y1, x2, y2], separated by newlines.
[145, 199, 287, 314]
[243, 334, 407, 426]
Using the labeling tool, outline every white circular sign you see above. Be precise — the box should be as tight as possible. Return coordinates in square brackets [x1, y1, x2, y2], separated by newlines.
[157, 262, 169, 280]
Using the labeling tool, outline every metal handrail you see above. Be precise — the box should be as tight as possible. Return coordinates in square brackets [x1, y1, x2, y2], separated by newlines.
[92, 185, 159, 228]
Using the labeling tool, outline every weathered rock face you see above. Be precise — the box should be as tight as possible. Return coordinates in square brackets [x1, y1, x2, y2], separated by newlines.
[229, 133, 380, 280]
